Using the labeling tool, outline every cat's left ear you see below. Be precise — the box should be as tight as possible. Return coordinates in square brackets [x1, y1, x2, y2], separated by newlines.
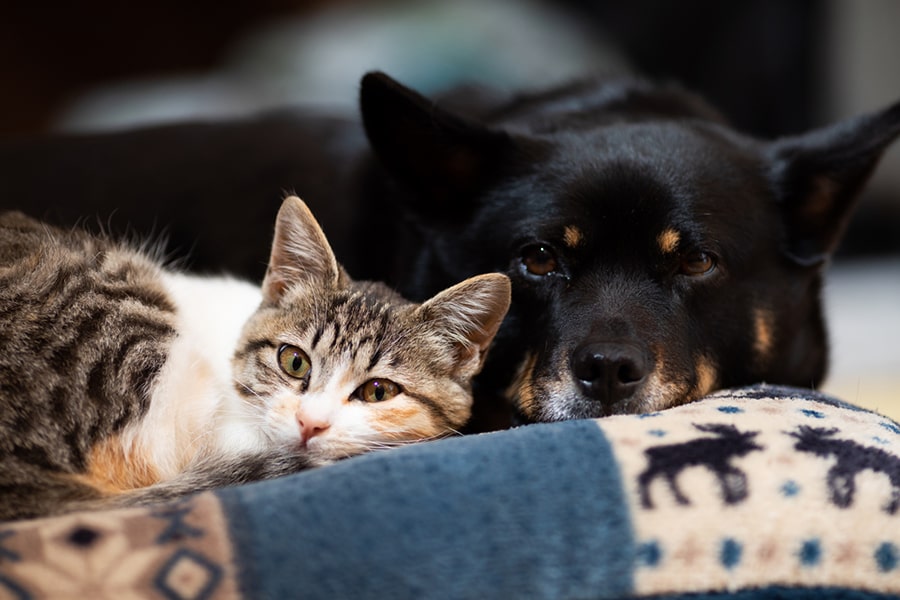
[263, 196, 341, 304]
[417, 273, 511, 378]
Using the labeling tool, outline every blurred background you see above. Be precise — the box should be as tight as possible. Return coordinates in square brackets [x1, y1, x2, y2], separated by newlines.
[1, 0, 898, 416]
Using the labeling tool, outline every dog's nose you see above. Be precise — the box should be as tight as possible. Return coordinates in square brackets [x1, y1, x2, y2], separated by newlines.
[570, 341, 649, 408]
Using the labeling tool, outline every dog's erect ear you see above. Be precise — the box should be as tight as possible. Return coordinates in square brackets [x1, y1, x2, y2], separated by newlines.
[767, 99, 900, 266]
[359, 71, 515, 218]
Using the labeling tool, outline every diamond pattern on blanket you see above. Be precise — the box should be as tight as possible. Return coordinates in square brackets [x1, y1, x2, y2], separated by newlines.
[596, 385, 900, 597]
[155, 547, 223, 599]
[0, 493, 239, 599]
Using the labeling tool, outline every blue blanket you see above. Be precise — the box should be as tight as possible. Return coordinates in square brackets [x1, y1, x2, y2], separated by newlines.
[2, 384, 900, 599]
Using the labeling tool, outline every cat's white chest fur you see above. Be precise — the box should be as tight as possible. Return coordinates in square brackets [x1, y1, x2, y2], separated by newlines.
[128, 272, 265, 479]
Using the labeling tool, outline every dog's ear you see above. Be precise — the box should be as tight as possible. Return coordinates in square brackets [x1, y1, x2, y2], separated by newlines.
[359, 71, 515, 219]
[767, 99, 900, 266]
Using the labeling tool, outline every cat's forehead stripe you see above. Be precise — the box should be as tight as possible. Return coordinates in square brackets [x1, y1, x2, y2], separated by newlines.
[366, 348, 382, 372]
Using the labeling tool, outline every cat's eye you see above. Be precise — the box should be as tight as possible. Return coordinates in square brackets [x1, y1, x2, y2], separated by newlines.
[356, 379, 401, 403]
[278, 344, 312, 379]
[679, 250, 717, 276]
[521, 244, 559, 276]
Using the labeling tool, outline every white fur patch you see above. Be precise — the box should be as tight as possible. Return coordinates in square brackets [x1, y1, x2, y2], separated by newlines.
[124, 273, 265, 478]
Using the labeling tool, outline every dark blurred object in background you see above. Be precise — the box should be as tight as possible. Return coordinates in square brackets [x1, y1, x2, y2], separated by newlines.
[1, 0, 898, 255]
[0, 0, 332, 136]
[0, 0, 821, 138]
[566, 0, 822, 138]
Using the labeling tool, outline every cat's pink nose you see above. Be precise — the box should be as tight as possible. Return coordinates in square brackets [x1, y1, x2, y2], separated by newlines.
[297, 413, 330, 444]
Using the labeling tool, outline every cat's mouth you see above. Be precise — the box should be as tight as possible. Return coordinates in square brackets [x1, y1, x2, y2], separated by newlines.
[292, 435, 348, 466]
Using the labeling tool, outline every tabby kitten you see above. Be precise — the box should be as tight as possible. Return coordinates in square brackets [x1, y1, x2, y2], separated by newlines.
[0, 196, 510, 520]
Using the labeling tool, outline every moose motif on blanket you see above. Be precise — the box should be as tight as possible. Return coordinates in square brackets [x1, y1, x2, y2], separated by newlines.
[637, 423, 763, 509]
[635, 419, 900, 515]
[789, 425, 900, 515]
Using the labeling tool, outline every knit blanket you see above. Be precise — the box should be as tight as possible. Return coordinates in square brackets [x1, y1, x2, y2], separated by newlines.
[1, 384, 899, 599]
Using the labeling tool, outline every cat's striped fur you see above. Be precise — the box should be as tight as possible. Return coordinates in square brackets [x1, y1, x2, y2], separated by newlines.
[0, 197, 510, 520]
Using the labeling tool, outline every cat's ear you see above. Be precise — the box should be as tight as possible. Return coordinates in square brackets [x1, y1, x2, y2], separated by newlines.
[359, 71, 515, 221]
[766, 98, 900, 266]
[262, 196, 341, 304]
[417, 273, 511, 378]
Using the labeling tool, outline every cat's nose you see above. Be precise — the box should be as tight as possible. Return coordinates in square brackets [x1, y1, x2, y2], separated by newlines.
[297, 412, 331, 444]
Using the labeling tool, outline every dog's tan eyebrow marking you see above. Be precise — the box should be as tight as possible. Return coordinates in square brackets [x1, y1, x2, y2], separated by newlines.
[563, 225, 584, 248]
[753, 307, 775, 365]
[657, 228, 681, 254]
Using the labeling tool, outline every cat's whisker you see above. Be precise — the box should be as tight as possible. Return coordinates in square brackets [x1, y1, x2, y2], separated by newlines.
[441, 426, 465, 438]
[345, 430, 454, 453]
[233, 380, 267, 405]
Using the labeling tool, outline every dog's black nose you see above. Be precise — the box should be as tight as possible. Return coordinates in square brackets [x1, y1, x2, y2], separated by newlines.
[570, 342, 650, 408]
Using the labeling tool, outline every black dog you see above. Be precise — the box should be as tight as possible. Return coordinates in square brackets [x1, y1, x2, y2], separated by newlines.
[356, 72, 900, 424]
[3, 72, 899, 428]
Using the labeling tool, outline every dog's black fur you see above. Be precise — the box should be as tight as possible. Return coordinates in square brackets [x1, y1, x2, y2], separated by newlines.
[0, 111, 375, 281]
[3, 72, 899, 428]
[356, 73, 900, 424]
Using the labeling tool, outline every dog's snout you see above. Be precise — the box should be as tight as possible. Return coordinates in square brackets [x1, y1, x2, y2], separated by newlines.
[571, 342, 650, 408]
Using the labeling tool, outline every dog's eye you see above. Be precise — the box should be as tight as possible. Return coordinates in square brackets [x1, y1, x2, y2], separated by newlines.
[679, 251, 717, 276]
[521, 244, 558, 276]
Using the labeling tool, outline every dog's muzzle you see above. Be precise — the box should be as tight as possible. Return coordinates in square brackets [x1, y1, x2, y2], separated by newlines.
[570, 341, 651, 412]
